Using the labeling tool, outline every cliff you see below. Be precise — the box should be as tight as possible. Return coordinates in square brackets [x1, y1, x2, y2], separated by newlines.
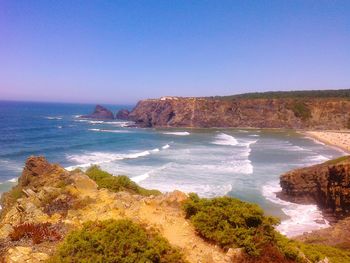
[128, 97, 350, 129]
[278, 156, 350, 219]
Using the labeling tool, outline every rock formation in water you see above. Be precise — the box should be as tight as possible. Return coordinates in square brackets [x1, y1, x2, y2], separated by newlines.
[80, 105, 114, 120]
[116, 109, 130, 120]
[278, 156, 350, 219]
[127, 96, 350, 129]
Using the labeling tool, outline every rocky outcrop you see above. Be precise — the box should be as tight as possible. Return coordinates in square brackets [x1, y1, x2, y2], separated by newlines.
[0, 157, 231, 263]
[80, 105, 114, 120]
[278, 156, 350, 218]
[116, 109, 130, 120]
[127, 97, 350, 129]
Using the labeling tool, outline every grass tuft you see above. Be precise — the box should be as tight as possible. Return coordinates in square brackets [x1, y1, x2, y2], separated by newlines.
[85, 165, 161, 196]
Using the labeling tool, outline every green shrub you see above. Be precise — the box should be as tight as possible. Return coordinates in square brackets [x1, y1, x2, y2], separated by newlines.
[85, 166, 161, 196]
[325, 155, 350, 165]
[184, 194, 350, 262]
[49, 219, 187, 263]
[183, 194, 281, 257]
[297, 243, 350, 263]
[290, 101, 311, 120]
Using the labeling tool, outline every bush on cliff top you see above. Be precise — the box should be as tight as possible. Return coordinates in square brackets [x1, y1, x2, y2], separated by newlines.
[49, 219, 187, 263]
[85, 165, 161, 196]
[183, 193, 287, 258]
[183, 193, 350, 263]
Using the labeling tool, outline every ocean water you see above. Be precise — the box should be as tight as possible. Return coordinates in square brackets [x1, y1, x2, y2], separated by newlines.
[0, 101, 345, 237]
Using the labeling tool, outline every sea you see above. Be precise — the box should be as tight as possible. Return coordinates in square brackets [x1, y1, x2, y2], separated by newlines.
[0, 101, 346, 237]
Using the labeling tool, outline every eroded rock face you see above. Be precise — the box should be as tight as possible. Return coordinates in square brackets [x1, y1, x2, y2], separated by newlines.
[116, 109, 130, 120]
[128, 97, 350, 129]
[278, 156, 350, 218]
[80, 105, 114, 120]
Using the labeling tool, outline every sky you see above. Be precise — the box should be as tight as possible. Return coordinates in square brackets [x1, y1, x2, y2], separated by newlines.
[0, 0, 349, 104]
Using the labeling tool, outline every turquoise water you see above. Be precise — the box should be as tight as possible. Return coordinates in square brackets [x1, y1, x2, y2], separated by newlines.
[0, 101, 345, 236]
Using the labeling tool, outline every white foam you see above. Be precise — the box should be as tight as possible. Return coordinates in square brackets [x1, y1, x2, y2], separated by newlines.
[304, 155, 330, 165]
[287, 145, 310, 152]
[212, 133, 238, 146]
[66, 150, 153, 170]
[151, 148, 160, 152]
[163, 131, 190, 136]
[249, 134, 260, 137]
[7, 177, 17, 183]
[262, 181, 329, 237]
[131, 172, 150, 183]
[45, 116, 62, 120]
[88, 128, 130, 133]
[89, 120, 105, 124]
[305, 136, 326, 146]
[162, 144, 170, 149]
[57, 126, 63, 129]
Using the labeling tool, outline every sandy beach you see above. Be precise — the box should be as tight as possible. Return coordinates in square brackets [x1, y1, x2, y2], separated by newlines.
[304, 131, 350, 153]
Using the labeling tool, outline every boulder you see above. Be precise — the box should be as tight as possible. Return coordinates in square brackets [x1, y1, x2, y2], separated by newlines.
[80, 105, 114, 120]
[116, 109, 130, 120]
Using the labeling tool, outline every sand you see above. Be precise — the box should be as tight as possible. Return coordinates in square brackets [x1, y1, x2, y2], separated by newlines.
[304, 131, 350, 153]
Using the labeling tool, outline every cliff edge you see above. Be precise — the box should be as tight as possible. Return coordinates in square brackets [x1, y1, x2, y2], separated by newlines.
[128, 97, 350, 129]
[0, 157, 232, 263]
[278, 156, 350, 219]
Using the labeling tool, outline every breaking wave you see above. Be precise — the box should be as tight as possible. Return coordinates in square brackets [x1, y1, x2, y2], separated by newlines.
[262, 181, 329, 237]
[45, 116, 62, 120]
[65, 144, 170, 171]
[163, 131, 190, 136]
[212, 133, 238, 146]
[88, 128, 131, 133]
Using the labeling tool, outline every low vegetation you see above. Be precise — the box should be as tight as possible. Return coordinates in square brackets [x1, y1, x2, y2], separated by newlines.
[85, 165, 161, 196]
[183, 194, 287, 258]
[213, 89, 350, 100]
[325, 155, 350, 165]
[183, 193, 350, 263]
[10, 222, 61, 244]
[49, 219, 187, 263]
[290, 101, 311, 120]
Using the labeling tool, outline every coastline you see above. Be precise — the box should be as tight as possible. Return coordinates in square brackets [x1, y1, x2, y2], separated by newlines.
[301, 130, 350, 154]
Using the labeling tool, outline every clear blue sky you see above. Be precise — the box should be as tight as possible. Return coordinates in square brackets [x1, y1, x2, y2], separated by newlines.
[1, 0, 349, 104]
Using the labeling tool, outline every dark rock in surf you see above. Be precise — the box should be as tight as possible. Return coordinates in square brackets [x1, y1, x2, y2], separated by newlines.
[116, 109, 130, 120]
[80, 105, 114, 120]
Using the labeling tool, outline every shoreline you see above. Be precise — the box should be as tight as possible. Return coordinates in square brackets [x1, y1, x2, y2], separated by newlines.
[300, 130, 350, 154]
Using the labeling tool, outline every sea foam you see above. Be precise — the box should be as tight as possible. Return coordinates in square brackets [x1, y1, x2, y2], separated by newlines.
[88, 128, 131, 133]
[163, 131, 190, 136]
[45, 116, 62, 120]
[262, 181, 329, 237]
[212, 133, 238, 146]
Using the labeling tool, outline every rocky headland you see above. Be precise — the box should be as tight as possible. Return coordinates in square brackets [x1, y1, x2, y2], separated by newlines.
[279, 156, 350, 252]
[278, 156, 350, 220]
[80, 105, 114, 120]
[127, 95, 350, 129]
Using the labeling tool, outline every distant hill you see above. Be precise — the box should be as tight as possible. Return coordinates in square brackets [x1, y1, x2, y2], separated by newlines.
[211, 89, 350, 100]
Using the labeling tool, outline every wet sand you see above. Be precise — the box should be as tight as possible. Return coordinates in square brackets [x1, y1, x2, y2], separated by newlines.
[304, 131, 350, 153]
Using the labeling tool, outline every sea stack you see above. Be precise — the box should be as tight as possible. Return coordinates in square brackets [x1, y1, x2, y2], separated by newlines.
[116, 109, 130, 120]
[80, 105, 114, 120]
